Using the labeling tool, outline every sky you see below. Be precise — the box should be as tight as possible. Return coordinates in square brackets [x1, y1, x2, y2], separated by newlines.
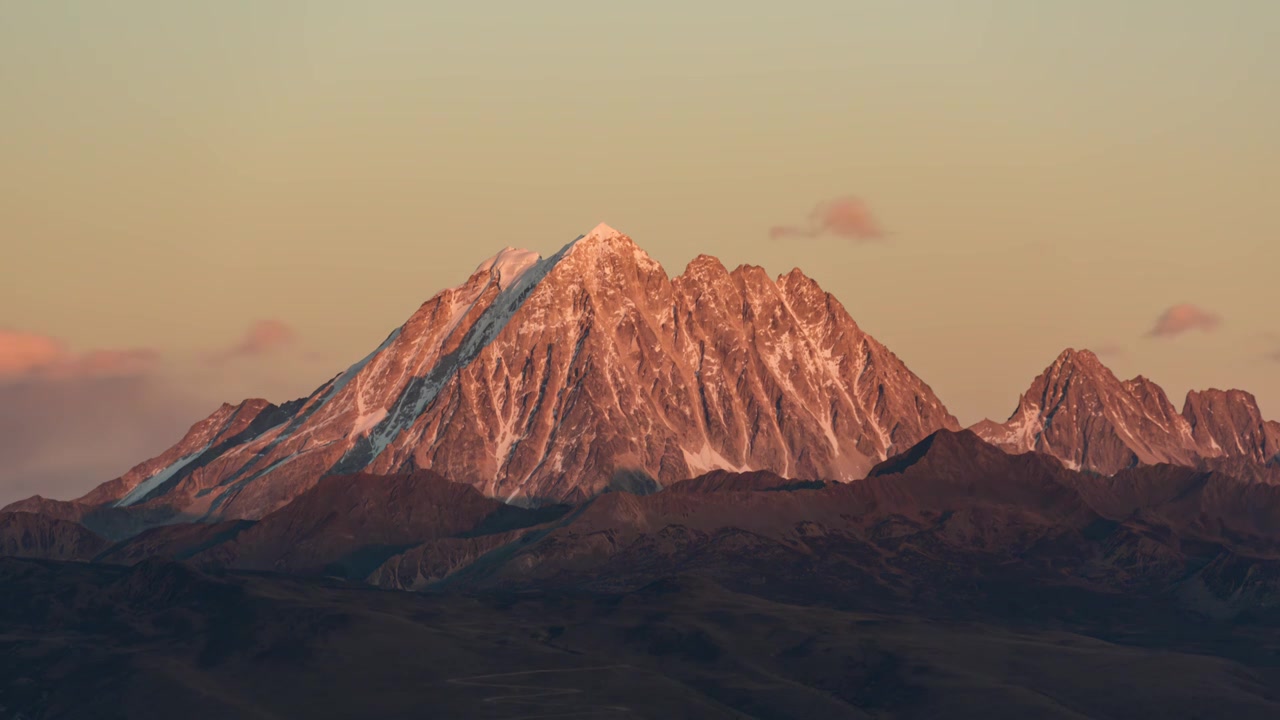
[2, 1, 1277, 503]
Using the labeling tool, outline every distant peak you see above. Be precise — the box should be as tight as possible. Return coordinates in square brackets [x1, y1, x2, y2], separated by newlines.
[683, 253, 727, 277]
[868, 429, 995, 477]
[583, 222, 625, 241]
[559, 222, 662, 274]
[729, 263, 770, 281]
[776, 266, 821, 291]
[1183, 387, 1263, 415]
[1187, 387, 1256, 402]
[1054, 348, 1098, 364]
[1046, 348, 1112, 376]
[1017, 347, 1122, 405]
[566, 222, 640, 255]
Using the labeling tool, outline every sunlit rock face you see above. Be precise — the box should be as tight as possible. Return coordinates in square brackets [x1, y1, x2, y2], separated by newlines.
[49, 224, 958, 521]
[973, 349, 1280, 474]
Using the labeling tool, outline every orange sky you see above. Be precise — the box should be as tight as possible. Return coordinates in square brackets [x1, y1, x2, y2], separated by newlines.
[1, 2, 1277, 502]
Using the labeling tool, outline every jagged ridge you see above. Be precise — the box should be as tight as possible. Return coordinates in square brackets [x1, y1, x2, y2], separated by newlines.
[32, 224, 958, 523]
[973, 348, 1280, 474]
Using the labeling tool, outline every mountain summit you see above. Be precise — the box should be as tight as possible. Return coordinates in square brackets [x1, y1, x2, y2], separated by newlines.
[59, 225, 958, 522]
[973, 348, 1280, 473]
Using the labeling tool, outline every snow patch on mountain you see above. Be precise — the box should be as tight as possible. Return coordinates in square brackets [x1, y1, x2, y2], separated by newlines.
[351, 408, 388, 438]
[353, 240, 578, 468]
[682, 442, 752, 476]
[474, 247, 542, 290]
[70, 222, 962, 520]
[115, 449, 207, 507]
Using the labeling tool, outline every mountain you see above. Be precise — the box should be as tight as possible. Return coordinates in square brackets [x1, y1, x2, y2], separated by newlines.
[972, 348, 1280, 474]
[16, 429, 1280, 611]
[42, 223, 957, 524]
[1183, 388, 1280, 466]
[0, 511, 107, 561]
[77, 398, 303, 507]
[9, 431, 1280, 720]
[185, 471, 567, 577]
[0, 495, 152, 541]
[357, 430, 1280, 614]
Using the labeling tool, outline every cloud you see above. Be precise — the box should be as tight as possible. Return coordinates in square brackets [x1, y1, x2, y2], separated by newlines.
[0, 374, 208, 507]
[770, 196, 883, 242]
[0, 321, 314, 507]
[0, 330, 64, 376]
[0, 329, 160, 382]
[1147, 304, 1222, 338]
[205, 319, 297, 364]
[0, 330, 176, 505]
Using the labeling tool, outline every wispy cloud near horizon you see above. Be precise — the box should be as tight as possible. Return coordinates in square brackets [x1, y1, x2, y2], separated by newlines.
[0, 329, 160, 382]
[770, 196, 884, 242]
[1147, 304, 1222, 338]
[204, 319, 298, 365]
[0, 321, 319, 507]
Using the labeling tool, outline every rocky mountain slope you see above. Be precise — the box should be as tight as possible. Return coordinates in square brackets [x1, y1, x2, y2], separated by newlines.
[972, 349, 1280, 474]
[27, 224, 957, 524]
[0, 512, 107, 561]
[69, 430, 1280, 618]
[361, 430, 1280, 616]
[1183, 388, 1280, 465]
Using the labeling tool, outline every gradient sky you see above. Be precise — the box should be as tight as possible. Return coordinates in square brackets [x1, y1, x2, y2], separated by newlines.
[2, 2, 1277, 501]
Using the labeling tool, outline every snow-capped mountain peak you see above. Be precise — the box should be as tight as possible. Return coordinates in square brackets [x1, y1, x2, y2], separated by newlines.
[62, 224, 959, 523]
[582, 222, 626, 241]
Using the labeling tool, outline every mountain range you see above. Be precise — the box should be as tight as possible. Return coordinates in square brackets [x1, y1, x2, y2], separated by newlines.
[8, 224, 963, 524]
[973, 347, 1280, 473]
[6, 224, 1276, 535]
[5, 224, 1280, 718]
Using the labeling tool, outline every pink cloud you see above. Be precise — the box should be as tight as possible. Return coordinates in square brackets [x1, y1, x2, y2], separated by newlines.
[0, 330, 65, 376]
[0, 331, 190, 505]
[46, 348, 162, 380]
[770, 196, 884, 242]
[206, 319, 297, 364]
[1147, 304, 1222, 338]
[0, 322, 320, 506]
[0, 329, 160, 382]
